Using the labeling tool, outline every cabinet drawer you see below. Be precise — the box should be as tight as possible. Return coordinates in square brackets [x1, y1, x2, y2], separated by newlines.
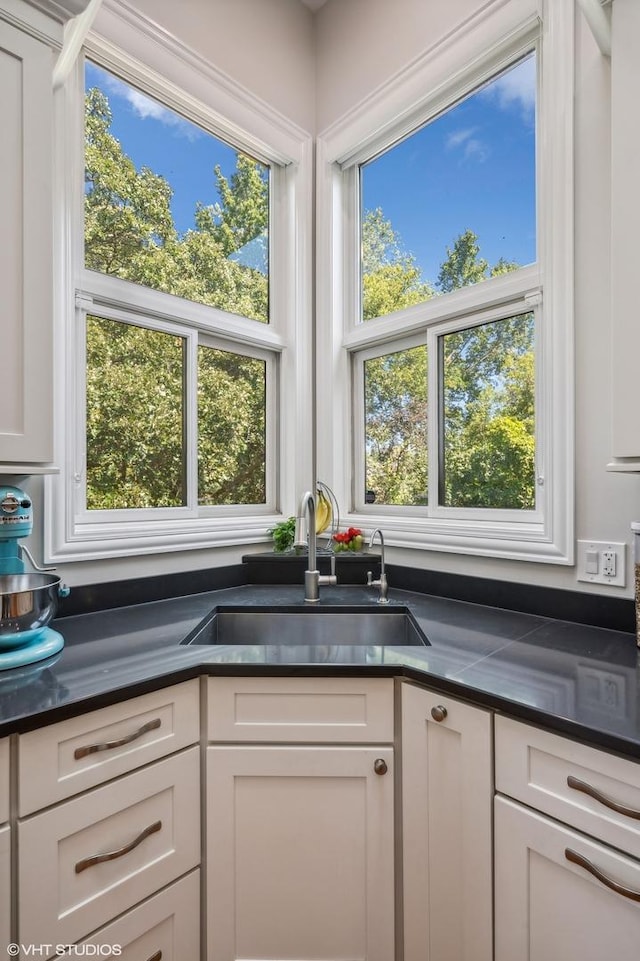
[495, 795, 640, 961]
[207, 676, 394, 742]
[0, 738, 9, 823]
[496, 716, 640, 857]
[19, 680, 199, 814]
[19, 747, 200, 948]
[0, 825, 10, 953]
[69, 869, 200, 961]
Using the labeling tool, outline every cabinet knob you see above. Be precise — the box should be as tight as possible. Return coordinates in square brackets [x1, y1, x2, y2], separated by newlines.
[430, 705, 448, 722]
[374, 758, 388, 775]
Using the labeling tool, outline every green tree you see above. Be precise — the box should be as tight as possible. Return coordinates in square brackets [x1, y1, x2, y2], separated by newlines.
[85, 316, 185, 510]
[84, 87, 270, 509]
[362, 209, 433, 320]
[442, 317, 535, 509]
[362, 213, 534, 509]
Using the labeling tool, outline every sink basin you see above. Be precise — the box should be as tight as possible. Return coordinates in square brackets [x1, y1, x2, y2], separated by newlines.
[181, 605, 429, 647]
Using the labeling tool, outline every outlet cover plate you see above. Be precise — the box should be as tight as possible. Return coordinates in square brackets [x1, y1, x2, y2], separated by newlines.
[577, 540, 626, 587]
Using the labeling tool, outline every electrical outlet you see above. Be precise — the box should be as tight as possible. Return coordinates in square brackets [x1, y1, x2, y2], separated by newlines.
[577, 541, 626, 587]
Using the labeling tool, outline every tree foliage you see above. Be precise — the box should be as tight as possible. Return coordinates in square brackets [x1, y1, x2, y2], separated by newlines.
[363, 212, 534, 510]
[84, 88, 268, 509]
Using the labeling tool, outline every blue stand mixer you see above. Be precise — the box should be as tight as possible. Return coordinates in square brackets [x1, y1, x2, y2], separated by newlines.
[0, 485, 69, 670]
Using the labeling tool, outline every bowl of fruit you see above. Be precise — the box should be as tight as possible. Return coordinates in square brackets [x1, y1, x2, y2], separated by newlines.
[332, 527, 364, 552]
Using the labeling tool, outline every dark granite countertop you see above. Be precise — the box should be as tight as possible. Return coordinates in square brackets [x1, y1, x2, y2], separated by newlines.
[1, 584, 638, 760]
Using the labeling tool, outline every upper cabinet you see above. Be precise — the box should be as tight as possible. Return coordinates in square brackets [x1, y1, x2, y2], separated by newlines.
[609, 0, 640, 471]
[0, 4, 60, 472]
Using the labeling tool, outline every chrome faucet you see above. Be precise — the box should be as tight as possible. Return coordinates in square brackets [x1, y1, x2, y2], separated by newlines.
[294, 490, 337, 603]
[367, 529, 389, 604]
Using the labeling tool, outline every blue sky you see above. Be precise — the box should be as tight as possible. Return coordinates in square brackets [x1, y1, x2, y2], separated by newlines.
[86, 53, 536, 285]
[361, 53, 537, 285]
[85, 60, 260, 238]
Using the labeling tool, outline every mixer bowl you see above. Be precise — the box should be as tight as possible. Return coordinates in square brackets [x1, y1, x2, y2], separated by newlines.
[0, 574, 62, 648]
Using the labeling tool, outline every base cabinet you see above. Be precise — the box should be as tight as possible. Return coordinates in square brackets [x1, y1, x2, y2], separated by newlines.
[75, 869, 200, 961]
[495, 795, 640, 961]
[0, 825, 10, 954]
[401, 683, 493, 961]
[206, 744, 395, 961]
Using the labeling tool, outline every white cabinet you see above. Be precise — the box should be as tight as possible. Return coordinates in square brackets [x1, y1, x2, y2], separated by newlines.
[401, 682, 494, 961]
[495, 716, 640, 960]
[0, 737, 8, 824]
[73, 867, 200, 961]
[0, 8, 57, 471]
[0, 824, 10, 955]
[495, 795, 640, 961]
[609, 0, 640, 468]
[15, 681, 201, 954]
[18, 746, 200, 948]
[206, 677, 395, 961]
[18, 679, 200, 814]
[0, 737, 10, 953]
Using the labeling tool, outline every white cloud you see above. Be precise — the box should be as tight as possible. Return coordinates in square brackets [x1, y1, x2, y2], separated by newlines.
[463, 138, 490, 163]
[446, 127, 478, 149]
[483, 55, 536, 118]
[445, 127, 490, 163]
[94, 68, 202, 141]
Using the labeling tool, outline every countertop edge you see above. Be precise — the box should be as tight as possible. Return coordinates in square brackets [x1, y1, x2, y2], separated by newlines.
[4, 656, 640, 764]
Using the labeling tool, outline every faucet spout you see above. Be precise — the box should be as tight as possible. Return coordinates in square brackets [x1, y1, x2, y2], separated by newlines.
[367, 529, 389, 604]
[295, 490, 337, 603]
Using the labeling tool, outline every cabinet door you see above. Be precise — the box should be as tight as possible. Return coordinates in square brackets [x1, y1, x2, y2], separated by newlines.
[0, 737, 8, 824]
[0, 825, 10, 953]
[401, 683, 493, 961]
[0, 18, 54, 468]
[207, 745, 395, 961]
[495, 795, 640, 961]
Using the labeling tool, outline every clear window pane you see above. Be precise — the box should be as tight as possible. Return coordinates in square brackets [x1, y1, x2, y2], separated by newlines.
[364, 345, 428, 506]
[84, 61, 270, 323]
[86, 316, 186, 509]
[360, 53, 536, 320]
[441, 312, 535, 509]
[198, 346, 267, 505]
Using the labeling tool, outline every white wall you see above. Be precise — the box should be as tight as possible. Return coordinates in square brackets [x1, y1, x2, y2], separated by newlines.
[314, 0, 640, 597]
[315, 0, 479, 134]
[130, 0, 316, 133]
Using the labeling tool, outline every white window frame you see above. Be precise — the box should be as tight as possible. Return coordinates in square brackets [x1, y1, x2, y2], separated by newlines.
[316, 0, 574, 565]
[46, 1, 313, 562]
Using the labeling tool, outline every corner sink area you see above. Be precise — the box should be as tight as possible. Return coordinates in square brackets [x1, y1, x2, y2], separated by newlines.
[181, 605, 430, 647]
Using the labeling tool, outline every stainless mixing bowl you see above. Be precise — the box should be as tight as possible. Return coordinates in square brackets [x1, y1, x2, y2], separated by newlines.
[0, 573, 63, 648]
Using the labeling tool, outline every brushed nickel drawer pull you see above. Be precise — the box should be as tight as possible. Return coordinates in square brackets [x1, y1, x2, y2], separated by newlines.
[565, 848, 640, 902]
[374, 758, 388, 775]
[146, 952, 162, 961]
[74, 718, 162, 760]
[75, 819, 162, 874]
[567, 775, 640, 820]
[430, 705, 448, 722]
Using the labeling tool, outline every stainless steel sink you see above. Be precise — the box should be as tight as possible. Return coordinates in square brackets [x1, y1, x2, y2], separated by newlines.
[181, 605, 429, 647]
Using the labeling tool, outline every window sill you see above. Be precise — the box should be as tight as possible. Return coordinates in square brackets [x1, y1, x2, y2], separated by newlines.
[44, 513, 283, 563]
[340, 512, 572, 565]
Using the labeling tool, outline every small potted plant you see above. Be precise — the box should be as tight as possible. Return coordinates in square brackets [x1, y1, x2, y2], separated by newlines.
[267, 517, 296, 553]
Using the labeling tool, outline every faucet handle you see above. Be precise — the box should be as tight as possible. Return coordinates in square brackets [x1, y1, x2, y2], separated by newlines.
[366, 570, 374, 586]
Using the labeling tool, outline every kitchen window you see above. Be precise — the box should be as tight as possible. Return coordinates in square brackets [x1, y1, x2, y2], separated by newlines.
[47, 20, 311, 562]
[317, 0, 574, 563]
